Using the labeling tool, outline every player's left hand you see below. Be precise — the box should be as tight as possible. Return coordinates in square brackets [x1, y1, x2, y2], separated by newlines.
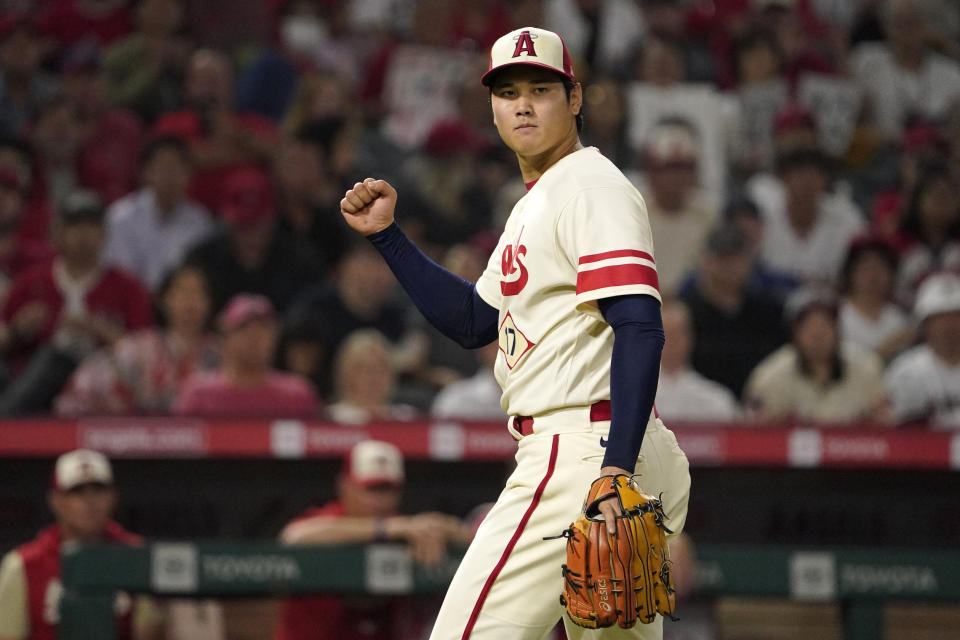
[596, 465, 633, 534]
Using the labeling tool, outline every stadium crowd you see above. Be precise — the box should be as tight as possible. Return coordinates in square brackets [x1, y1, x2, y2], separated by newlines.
[0, 0, 958, 428]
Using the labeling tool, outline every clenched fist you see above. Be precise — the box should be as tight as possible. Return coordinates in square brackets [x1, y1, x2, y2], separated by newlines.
[340, 178, 397, 236]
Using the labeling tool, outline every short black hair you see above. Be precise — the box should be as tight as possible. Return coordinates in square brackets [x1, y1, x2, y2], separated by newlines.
[139, 135, 191, 168]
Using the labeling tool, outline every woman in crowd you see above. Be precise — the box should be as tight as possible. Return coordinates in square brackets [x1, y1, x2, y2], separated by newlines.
[839, 236, 913, 362]
[55, 264, 219, 415]
[744, 289, 890, 425]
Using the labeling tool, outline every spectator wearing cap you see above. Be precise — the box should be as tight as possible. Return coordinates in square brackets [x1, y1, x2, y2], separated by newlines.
[640, 119, 720, 295]
[0, 449, 162, 640]
[182, 166, 320, 313]
[103, 0, 190, 123]
[55, 263, 219, 416]
[893, 162, 960, 305]
[326, 329, 418, 425]
[839, 236, 913, 361]
[851, 0, 960, 140]
[752, 146, 865, 286]
[275, 440, 472, 640]
[174, 293, 318, 418]
[152, 49, 277, 212]
[0, 18, 59, 138]
[744, 289, 889, 425]
[0, 190, 152, 413]
[681, 222, 788, 398]
[885, 272, 960, 427]
[103, 136, 213, 291]
[655, 299, 739, 423]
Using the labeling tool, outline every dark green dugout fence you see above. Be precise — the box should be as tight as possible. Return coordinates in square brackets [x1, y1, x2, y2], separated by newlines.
[60, 543, 960, 640]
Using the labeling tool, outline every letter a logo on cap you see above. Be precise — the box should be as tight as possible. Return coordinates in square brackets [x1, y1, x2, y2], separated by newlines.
[512, 30, 537, 58]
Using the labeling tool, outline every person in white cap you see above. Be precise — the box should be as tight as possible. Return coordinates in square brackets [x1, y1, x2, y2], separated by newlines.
[340, 25, 689, 640]
[885, 272, 960, 427]
[274, 440, 473, 640]
[0, 449, 161, 640]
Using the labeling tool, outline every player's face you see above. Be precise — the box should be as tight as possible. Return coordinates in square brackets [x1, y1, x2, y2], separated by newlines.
[49, 483, 116, 541]
[342, 479, 403, 517]
[490, 67, 581, 159]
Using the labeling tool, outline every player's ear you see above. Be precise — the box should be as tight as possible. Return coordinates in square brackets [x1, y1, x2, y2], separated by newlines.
[569, 82, 583, 117]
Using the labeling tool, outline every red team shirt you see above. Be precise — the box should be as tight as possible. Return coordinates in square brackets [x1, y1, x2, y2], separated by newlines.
[16, 522, 141, 640]
[273, 503, 427, 640]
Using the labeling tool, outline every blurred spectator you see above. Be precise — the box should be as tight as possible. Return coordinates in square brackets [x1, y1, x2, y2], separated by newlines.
[183, 166, 321, 313]
[717, 196, 798, 299]
[627, 34, 729, 200]
[851, 0, 960, 140]
[431, 341, 503, 421]
[153, 49, 278, 211]
[655, 299, 739, 423]
[639, 0, 715, 83]
[273, 131, 349, 270]
[893, 162, 960, 304]
[276, 307, 331, 400]
[281, 72, 354, 138]
[103, 0, 191, 123]
[326, 329, 418, 425]
[744, 289, 889, 424]
[681, 223, 787, 398]
[55, 264, 219, 416]
[0, 136, 53, 247]
[175, 293, 318, 417]
[753, 147, 865, 285]
[0, 191, 152, 414]
[580, 76, 635, 171]
[363, 0, 477, 149]
[29, 96, 85, 210]
[289, 240, 414, 363]
[37, 0, 133, 54]
[103, 136, 212, 291]
[744, 104, 819, 214]
[61, 42, 146, 205]
[0, 18, 59, 138]
[0, 167, 53, 305]
[275, 439, 472, 640]
[544, 0, 645, 75]
[839, 236, 913, 361]
[0, 449, 162, 640]
[728, 28, 788, 177]
[885, 272, 960, 427]
[640, 120, 720, 295]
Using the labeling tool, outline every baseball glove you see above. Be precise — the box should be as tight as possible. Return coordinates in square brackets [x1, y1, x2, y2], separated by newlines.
[549, 474, 676, 629]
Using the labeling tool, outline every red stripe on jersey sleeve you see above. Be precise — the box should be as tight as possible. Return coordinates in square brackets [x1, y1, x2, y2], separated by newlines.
[576, 263, 659, 294]
[578, 249, 655, 265]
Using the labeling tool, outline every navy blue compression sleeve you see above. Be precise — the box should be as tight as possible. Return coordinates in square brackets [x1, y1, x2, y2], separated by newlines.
[598, 294, 665, 471]
[367, 222, 498, 348]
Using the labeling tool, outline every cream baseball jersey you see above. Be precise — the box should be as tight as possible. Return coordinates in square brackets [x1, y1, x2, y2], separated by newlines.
[475, 147, 660, 417]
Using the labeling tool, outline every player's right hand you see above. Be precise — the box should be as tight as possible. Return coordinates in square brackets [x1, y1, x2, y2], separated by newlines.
[340, 178, 397, 236]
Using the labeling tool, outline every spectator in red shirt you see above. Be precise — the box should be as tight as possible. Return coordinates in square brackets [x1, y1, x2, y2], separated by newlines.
[174, 293, 318, 417]
[37, 0, 133, 54]
[0, 449, 162, 640]
[152, 49, 278, 211]
[274, 440, 473, 640]
[0, 190, 152, 414]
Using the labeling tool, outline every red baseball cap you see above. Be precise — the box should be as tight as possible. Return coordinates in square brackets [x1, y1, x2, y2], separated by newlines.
[219, 167, 274, 226]
[481, 27, 576, 87]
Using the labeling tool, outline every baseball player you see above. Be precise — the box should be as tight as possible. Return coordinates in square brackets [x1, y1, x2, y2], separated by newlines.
[0, 449, 161, 640]
[340, 27, 691, 640]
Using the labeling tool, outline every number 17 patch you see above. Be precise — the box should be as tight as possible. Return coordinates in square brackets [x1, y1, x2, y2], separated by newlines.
[498, 311, 534, 369]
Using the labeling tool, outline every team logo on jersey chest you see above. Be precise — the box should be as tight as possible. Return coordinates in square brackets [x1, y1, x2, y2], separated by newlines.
[500, 226, 528, 296]
[498, 311, 534, 369]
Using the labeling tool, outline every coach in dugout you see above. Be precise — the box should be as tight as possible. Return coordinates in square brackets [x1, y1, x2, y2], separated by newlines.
[0, 449, 162, 640]
[274, 440, 473, 640]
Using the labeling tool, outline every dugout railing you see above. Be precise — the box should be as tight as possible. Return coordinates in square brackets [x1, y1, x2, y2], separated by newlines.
[59, 541, 960, 640]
